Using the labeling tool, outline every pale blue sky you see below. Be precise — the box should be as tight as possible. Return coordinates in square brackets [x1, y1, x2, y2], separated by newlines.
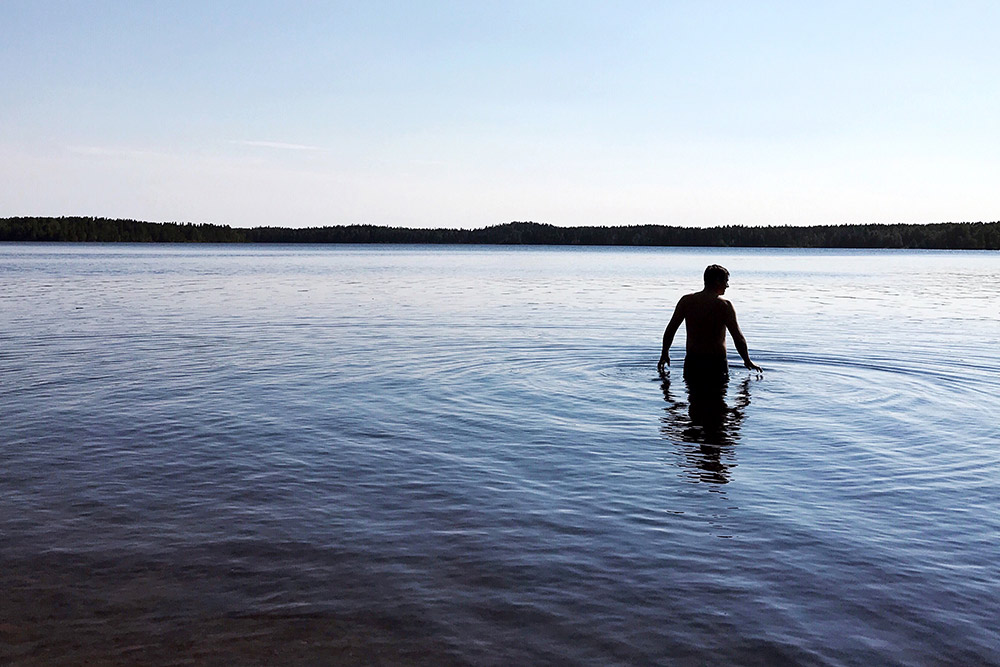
[2, 1, 997, 228]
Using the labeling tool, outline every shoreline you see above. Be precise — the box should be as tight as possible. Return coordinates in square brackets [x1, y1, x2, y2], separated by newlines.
[2, 217, 999, 249]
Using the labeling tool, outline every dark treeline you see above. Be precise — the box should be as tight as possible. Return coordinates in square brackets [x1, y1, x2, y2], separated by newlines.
[0, 217, 244, 243]
[2, 216, 999, 249]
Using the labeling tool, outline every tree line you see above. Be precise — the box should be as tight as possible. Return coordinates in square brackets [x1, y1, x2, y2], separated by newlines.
[2, 216, 998, 249]
[0, 217, 243, 243]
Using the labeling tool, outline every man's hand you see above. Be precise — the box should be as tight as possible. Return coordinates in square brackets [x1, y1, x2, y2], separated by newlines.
[657, 352, 670, 375]
[745, 360, 762, 373]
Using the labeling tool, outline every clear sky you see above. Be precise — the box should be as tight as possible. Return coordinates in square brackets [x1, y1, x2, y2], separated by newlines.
[2, 1, 998, 229]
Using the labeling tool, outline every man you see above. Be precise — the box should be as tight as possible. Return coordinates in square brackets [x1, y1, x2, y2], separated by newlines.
[657, 265, 762, 382]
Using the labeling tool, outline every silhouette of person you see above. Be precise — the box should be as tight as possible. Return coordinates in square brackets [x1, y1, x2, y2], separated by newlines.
[657, 264, 762, 384]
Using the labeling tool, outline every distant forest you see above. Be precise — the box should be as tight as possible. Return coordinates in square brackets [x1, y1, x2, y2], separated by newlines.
[2, 216, 999, 249]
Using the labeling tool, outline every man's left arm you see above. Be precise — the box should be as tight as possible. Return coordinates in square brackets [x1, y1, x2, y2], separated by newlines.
[658, 298, 686, 374]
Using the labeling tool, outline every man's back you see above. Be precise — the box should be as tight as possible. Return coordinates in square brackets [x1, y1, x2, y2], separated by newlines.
[677, 291, 733, 357]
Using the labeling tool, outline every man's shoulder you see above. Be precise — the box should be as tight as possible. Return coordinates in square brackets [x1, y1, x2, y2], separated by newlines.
[677, 292, 702, 309]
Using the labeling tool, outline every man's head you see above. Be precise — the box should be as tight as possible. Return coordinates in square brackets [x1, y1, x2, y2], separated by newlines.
[704, 264, 730, 293]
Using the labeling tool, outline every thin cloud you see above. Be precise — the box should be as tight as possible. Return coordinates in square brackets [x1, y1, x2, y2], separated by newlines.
[233, 140, 321, 151]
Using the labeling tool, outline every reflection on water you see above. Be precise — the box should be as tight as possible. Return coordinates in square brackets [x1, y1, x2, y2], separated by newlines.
[659, 370, 753, 485]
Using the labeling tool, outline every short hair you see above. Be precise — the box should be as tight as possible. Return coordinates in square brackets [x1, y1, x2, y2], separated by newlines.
[704, 264, 729, 287]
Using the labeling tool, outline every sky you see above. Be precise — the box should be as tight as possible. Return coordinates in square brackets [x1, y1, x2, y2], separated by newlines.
[1, 1, 998, 229]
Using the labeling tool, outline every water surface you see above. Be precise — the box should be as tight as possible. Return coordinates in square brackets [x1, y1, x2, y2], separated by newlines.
[1, 244, 998, 664]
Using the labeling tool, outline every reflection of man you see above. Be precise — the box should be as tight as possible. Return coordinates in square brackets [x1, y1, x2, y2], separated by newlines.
[659, 375, 752, 484]
[657, 265, 762, 381]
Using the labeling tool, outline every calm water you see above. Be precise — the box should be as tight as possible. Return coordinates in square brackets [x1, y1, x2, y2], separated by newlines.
[1, 244, 998, 665]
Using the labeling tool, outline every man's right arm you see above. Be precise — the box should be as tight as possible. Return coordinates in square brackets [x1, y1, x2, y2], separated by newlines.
[725, 301, 762, 373]
[658, 298, 686, 374]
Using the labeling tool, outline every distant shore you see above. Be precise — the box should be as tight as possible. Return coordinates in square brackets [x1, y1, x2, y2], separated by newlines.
[2, 216, 998, 249]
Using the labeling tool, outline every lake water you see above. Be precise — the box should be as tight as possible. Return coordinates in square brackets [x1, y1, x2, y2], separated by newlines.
[1, 243, 998, 665]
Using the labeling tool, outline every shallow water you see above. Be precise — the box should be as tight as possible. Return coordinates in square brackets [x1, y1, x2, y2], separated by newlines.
[1, 244, 998, 665]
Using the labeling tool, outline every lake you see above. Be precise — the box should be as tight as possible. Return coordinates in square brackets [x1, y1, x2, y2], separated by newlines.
[1, 243, 998, 665]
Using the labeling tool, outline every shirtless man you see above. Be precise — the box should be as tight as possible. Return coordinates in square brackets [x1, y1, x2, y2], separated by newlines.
[657, 265, 762, 381]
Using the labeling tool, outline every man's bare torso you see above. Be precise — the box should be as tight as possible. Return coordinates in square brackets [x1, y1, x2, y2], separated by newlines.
[678, 290, 733, 357]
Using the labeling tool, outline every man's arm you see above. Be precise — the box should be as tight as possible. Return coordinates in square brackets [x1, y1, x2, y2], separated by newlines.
[725, 302, 762, 372]
[657, 297, 686, 374]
